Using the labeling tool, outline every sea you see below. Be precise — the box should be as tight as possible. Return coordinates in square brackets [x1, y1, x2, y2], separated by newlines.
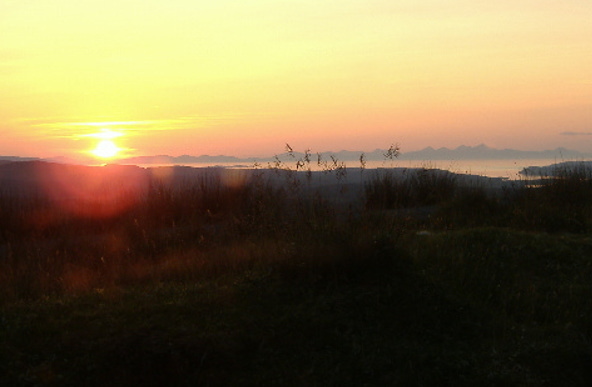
[138, 158, 571, 180]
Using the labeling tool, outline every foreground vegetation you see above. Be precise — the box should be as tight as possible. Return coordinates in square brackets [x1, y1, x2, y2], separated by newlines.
[1, 157, 592, 386]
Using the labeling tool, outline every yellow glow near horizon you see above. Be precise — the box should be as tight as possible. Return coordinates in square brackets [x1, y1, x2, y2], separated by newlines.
[88, 129, 123, 140]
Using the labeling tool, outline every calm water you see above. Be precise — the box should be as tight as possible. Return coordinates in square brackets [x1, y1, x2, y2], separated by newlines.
[387, 159, 562, 179]
[141, 158, 566, 180]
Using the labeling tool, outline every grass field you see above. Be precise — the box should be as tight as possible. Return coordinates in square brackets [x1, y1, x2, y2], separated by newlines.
[1, 158, 592, 386]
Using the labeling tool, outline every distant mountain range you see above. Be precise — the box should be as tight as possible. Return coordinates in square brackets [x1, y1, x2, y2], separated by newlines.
[116, 145, 591, 164]
[118, 154, 246, 165]
[399, 145, 588, 161]
[1, 145, 589, 166]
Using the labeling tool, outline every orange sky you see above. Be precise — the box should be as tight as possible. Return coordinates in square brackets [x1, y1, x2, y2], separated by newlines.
[1, 1, 591, 160]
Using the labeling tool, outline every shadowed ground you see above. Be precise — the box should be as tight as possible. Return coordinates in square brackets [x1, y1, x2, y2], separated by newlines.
[1, 161, 591, 386]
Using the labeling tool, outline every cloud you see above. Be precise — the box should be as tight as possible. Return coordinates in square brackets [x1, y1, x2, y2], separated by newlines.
[28, 117, 220, 140]
[561, 131, 592, 136]
[16, 113, 253, 145]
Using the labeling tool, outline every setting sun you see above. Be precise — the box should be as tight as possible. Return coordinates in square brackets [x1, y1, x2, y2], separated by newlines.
[91, 139, 120, 159]
[86, 129, 124, 159]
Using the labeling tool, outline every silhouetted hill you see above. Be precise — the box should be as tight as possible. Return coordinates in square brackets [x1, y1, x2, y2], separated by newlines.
[0, 156, 39, 164]
[520, 161, 592, 176]
[0, 161, 151, 212]
[119, 154, 246, 165]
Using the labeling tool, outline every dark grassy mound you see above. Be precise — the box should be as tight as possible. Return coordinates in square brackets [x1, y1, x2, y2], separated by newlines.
[1, 159, 592, 386]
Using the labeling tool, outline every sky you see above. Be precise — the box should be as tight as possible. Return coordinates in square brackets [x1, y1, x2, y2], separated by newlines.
[1, 0, 591, 161]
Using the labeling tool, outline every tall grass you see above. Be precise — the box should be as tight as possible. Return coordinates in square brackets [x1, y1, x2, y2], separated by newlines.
[2, 154, 592, 302]
[364, 161, 592, 233]
[0, 158, 360, 302]
[507, 163, 592, 233]
[364, 167, 458, 209]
